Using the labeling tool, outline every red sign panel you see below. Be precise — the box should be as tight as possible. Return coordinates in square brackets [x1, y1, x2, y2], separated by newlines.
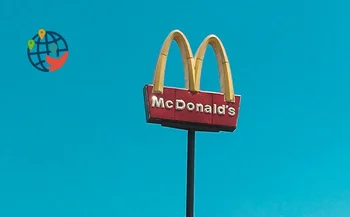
[144, 85, 241, 132]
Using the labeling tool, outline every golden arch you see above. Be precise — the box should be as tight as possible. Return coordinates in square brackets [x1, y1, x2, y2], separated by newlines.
[152, 30, 196, 93]
[152, 29, 235, 102]
[194, 35, 234, 102]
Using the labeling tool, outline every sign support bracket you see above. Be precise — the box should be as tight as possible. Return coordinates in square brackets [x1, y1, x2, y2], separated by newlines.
[186, 129, 195, 217]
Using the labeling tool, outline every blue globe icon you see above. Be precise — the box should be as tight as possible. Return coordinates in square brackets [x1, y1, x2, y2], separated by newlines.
[27, 30, 69, 72]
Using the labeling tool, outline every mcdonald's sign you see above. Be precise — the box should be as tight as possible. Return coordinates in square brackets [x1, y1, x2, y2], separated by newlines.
[143, 30, 241, 132]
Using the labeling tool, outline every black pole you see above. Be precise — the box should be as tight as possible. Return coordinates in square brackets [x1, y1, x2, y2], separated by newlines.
[186, 129, 196, 217]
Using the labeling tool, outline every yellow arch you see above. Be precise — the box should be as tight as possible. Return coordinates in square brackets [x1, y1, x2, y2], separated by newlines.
[194, 35, 235, 102]
[152, 30, 196, 93]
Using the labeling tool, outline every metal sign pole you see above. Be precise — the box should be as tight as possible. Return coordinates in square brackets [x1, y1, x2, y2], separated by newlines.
[186, 129, 196, 217]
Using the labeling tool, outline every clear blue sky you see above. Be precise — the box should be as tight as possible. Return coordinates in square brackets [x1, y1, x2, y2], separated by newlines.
[0, 0, 350, 216]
